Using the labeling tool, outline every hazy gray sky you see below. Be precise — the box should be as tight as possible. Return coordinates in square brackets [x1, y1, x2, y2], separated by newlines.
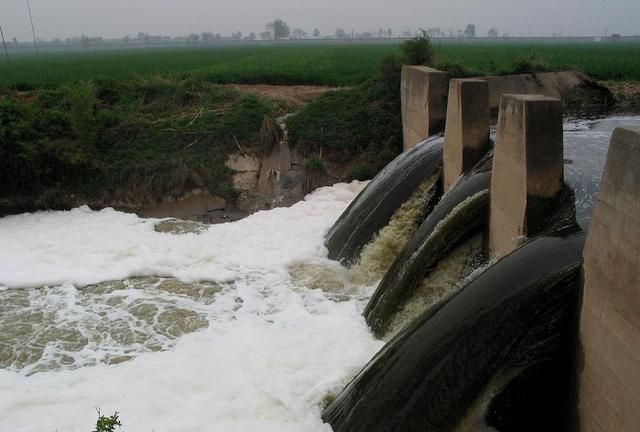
[2, 0, 638, 40]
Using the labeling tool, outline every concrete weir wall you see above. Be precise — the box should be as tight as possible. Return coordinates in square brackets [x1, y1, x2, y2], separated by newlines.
[443, 79, 490, 191]
[401, 65, 448, 151]
[400, 68, 586, 155]
[579, 127, 640, 432]
[480, 71, 585, 109]
[488, 94, 564, 258]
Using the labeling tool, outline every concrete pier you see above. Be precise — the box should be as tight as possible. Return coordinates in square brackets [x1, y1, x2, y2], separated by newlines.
[401, 65, 448, 151]
[488, 94, 563, 258]
[579, 127, 640, 432]
[443, 79, 490, 191]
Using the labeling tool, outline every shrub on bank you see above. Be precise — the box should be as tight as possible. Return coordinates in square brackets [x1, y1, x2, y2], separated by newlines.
[287, 32, 434, 180]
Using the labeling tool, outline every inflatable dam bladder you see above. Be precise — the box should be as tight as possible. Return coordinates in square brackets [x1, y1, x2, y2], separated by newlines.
[323, 227, 585, 432]
[324, 136, 444, 265]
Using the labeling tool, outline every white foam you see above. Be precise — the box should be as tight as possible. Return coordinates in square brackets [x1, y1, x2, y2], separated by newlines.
[0, 182, 365, 289]
[0, 182, 384, 432]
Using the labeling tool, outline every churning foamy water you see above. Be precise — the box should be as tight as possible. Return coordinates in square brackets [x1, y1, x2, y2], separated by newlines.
[0, 182, 383, 432]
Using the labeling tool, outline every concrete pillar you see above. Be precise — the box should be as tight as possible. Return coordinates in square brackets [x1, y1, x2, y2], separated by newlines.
[488, 94, 563, 258]
[579, 127, 640, 432]
[401, 65, 448, 151]
[443, 79, 490, 191]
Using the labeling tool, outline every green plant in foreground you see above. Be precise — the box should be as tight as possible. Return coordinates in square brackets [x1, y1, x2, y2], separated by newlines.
[93, 410, 122, 432]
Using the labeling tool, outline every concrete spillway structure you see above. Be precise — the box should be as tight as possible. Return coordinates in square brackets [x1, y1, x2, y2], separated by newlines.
[443, 78, 490, 191]
[401, 66, 448, 151]
[488, 94, 564, 258]
[400, 68, 596, 156]
[579, 127, 640, 431]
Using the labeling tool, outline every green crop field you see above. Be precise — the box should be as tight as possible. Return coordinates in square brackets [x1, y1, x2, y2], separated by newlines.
[1, 41, 639, 89]
[431, 41, 640, 82]
[0, 44, 399, 88]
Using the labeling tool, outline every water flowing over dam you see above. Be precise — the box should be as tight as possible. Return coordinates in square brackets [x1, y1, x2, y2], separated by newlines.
[0, 111, 638, 432]
[324, 231, 584, 432]
[325, 135, 443, 264]
[364, 150, 492, 338]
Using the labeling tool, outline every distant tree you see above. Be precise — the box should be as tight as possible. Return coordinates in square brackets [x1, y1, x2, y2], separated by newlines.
[488, 27, 499, 38]
[122, 35, 131, 43]
[464, 24, 476, 38]
[292, 28, 307, 39]
[387, 27, 393, 38]
[12, 37, 18, 45]
[231, 31, 242, 40]
[266, 18, 290, 40]
[260, 31, 272, 40]
[247, 32, 257, 40]
[401, 30, 413, 38]
[201, 32, 214, 43]
[457, 29, 464, 39]
[610, 33, 622, 41]
[378, 28, 384, 38]
[313, 28, 320, 38]
[335, 27, 348, 39]
[79, 35, 90, 49]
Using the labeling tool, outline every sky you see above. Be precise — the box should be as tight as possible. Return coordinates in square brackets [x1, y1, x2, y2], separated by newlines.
[2, 0, 638, 41]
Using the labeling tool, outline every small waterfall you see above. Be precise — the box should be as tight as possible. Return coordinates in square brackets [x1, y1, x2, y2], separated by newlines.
[350, 174, 440, 285]
[365, 152, 493, 338]
[325, 136, 444, 264]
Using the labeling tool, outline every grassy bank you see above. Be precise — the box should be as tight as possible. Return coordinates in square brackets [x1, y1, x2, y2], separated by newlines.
[0, 77, 291, 211]
[287, 65, 402, 180]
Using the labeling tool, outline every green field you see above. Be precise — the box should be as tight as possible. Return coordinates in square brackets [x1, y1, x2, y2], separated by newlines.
[0, 45, 398, 88]
[1, 41, 639, 89]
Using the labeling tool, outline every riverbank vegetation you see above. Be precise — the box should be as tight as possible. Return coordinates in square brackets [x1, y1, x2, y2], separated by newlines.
[0, 77, 292, 211]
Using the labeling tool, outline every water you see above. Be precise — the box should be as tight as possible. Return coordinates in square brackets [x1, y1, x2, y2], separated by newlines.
[563, 115, 640, 230]
[324, 136, 443, 264]
[351, 174, 439, 285]
[0, 182, 383, 432]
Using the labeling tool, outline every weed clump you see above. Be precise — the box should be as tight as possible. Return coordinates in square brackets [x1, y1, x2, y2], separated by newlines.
[93, 410, 122, 432]
[512, 52, 552, 74]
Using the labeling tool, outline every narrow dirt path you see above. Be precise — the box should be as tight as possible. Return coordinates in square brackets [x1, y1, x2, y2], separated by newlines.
[230, 84, 343, 105]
